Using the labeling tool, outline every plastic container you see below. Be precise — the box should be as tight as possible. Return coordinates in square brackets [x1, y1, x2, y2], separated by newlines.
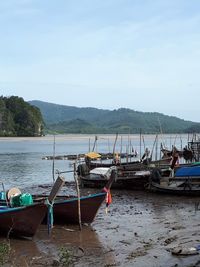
[11, 193, 33, 207]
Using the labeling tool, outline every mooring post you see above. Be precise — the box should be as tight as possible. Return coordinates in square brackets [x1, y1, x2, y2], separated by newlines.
[73, 162, 82, 230]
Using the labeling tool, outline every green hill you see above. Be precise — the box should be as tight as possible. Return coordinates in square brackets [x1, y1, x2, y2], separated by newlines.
[29, 100, 200, 134]
[0, 96, 44, 136]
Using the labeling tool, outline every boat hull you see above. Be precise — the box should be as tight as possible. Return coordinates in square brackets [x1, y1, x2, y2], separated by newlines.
[53, 192, 107, 224]
[0, 203, 47, 238]
[149, 181, 200, 196]
[80, 176, 149, 190]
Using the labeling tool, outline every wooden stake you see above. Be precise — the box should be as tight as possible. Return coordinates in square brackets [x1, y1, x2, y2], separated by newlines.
[113, 133, 118, 159]
[74, 162, 82, 230]
[52, 135, 56, 182]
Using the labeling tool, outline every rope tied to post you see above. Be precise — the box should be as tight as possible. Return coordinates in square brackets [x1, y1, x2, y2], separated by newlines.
[45, 198, 54, 235]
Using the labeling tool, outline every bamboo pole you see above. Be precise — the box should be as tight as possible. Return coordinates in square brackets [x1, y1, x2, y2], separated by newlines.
[112, 133, 118, 159]
[155, 134, 158, 161]
[127, 133, 130, 162]
[139, 129, 142, 161]
[73, 162, 82, 230]
[52, 135, 56, 182]
[92, 135, 98, 152]
[150, 135, 158, 160]
[89, 138, 91, 152]
[120, 136, 123, 164]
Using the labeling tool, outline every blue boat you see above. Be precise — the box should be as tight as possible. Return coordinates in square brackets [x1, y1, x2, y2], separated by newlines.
[148, 165, 200, 196]
[176, 165, 200, 177]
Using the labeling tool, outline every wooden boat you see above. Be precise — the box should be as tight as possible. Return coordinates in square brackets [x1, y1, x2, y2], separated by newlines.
[0, 176, 65, 238]
[78, 156, 173, 175]
[33, 167, 117, 224]
[0, 203, 47, 238]
[36, 192, 110, 224]
[147, 165, 200, 196]
[0, 172, 115, 225]
[79, 167, 151, 190]
[148, 179, 200, 196]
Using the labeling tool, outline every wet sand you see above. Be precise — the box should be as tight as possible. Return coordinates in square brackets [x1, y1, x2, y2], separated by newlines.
[1, 188, 200, 267]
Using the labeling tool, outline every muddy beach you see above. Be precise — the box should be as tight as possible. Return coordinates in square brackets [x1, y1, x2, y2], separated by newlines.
[1, 184, 200, 267]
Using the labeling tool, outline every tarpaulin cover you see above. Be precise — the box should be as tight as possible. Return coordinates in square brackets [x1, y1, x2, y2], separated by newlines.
[176, 166, 200, 177]
[85, 152, 101, 159]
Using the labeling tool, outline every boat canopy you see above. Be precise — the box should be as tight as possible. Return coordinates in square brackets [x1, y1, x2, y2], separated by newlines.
[85, 152, 101, 159]
[90, 167, 111, 177]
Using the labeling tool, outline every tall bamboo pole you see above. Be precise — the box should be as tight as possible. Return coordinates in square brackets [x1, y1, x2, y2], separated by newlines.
[139, 129, 142, 161]
[112, 133, 118, 156]
[74, 162, 82, 230]
[52, 135, 55, 182]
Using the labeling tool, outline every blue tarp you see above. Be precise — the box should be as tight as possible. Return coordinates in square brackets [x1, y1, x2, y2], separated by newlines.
[176, 166, 200, 177]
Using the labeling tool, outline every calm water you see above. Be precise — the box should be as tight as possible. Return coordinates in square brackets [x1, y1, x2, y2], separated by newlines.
[0, 134, 189, 190]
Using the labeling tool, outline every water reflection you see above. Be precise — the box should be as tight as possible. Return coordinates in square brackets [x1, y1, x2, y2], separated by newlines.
[0, 225, 115, 267]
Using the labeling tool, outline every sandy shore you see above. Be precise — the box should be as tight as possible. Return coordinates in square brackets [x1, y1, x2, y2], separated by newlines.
[1, 188, 200, 267]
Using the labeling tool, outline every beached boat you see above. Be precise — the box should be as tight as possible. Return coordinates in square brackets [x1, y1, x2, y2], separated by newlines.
[36, 192, 110, 224]
[0, 176, 65, 238]
[78, 156, 172, 175]
[33, 167, 117, 224]
[79, 167, 151, 190]
[148, 165, 200, 196]
[0, 203, 47, 238]
[0, 171, 115, 225]
[147, 180, 200, 196]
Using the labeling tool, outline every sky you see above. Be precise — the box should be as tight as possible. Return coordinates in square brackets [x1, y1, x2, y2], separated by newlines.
[0, 0, 200, 122]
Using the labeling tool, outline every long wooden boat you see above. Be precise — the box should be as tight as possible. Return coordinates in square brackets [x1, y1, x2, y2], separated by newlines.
[0, 203, 47, 238]
[0, 176, 65, 238]
[148, 165, 200, 196]
[78, 157, 172, 175]
[34, 192, 109, 224]
[148, 180, 200, 196]
[33, 168, 117, 224]
[79, 167, 151, 190]
[0, 171, 115, 226]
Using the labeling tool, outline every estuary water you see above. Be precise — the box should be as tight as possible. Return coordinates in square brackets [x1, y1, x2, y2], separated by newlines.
[0, 134, 189, 190]
[0, 134, 199, 267]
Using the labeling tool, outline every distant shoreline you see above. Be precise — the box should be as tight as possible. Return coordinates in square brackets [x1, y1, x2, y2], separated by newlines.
[0, 133, 190, 142]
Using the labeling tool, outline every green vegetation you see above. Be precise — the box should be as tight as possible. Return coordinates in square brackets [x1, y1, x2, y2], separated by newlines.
[30, 100, 200, 134]
[0, 242, 10, 266]
[0, 96, 44, 137]
[58, 246, 73, 266]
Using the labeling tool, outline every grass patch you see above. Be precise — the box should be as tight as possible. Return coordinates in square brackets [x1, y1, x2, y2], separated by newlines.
[58, 246, 73, 266]
[0, 242, 10, 266]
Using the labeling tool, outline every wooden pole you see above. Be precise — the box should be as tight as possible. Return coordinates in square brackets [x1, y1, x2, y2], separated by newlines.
[108, 138, 111, 153]
[113, 133, 118, 159]
[129, 139, 132, 163]
[155, 134, 158, 161]
[127, 133, 130, 162]
[92, 135, 98, 152]
[73, 162, 82, 230]
[150, 135, 158, 161]
[89, 138, 91, 152]
[120, 136, 122, 164]
[139, 129, 142, 161]
[52, 135, 56, 182]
